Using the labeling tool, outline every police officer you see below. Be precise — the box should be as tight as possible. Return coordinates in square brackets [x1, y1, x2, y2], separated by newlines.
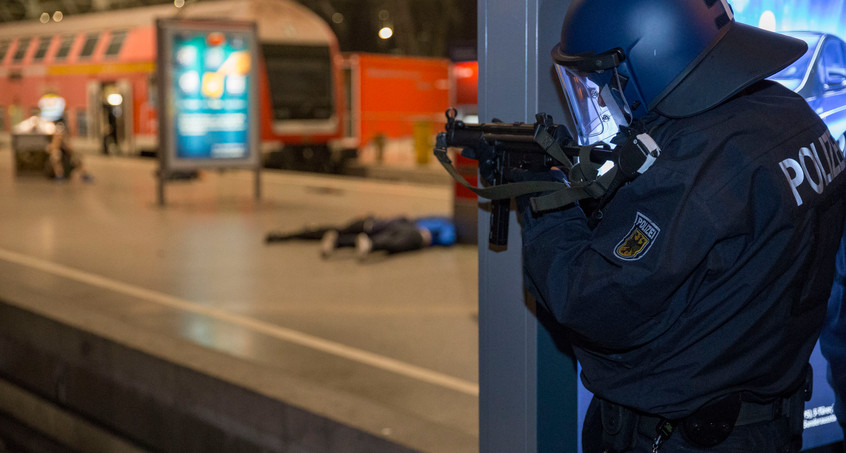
[517, 0, 846, 451]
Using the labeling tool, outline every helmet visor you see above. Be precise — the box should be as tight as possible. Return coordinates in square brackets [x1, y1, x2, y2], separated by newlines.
[555, 64, 632, 146]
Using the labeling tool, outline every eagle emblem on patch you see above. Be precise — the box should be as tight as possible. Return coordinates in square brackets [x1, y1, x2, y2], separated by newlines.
[614, 212, 660, 261]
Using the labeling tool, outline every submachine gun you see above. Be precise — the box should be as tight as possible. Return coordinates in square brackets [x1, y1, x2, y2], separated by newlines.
[432, 108, 659, 246]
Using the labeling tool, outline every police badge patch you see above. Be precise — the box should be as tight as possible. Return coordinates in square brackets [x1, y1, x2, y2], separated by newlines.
[614, 212, 660, 261]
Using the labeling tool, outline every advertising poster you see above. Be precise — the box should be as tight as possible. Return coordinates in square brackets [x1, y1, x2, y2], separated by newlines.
[157, 19, 259, 170]
[573, 2, 846, 450]
[735, 2, 845, 449]
[734, 1, 846, 152]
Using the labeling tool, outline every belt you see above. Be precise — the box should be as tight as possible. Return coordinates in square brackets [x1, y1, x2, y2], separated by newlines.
[638, 388, 808, 452]
[636, 397, 791, 438]
[609, 369, 813, 450]
[596, 390, 807, 451]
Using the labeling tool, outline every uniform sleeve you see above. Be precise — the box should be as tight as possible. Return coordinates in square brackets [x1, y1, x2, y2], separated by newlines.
[520, 168, 721, 350]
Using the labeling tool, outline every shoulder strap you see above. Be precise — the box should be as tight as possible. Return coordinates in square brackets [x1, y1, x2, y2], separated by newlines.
[433, 145, 568, 201]
[433, 137, 607, 211]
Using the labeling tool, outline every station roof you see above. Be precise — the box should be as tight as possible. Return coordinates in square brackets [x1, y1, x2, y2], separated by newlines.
[0, 0, 173, 23]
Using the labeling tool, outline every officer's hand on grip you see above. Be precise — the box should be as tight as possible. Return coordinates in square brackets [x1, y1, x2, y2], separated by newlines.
[507, 167, 569, 221]
[460, 141, 498, 187]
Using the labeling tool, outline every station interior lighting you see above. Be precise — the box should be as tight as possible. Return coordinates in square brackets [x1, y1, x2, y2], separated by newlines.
[40, 11, 64, 23]
[106, 93, 124, 107]
[758, 10, 776, 31]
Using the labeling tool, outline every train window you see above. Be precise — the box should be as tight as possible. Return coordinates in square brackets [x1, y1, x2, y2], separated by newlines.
[79, 33, 99, 59]
[0, 40, 10, 63]
[262, 44, 334, 121]
[13, 38, 31, 63]
[105, 30, 127, 58]
[33, 37, 52, 62]
[55, 35, 74, 61]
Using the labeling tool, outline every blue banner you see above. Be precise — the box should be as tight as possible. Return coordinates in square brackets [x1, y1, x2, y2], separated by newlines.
[732, 0, 846, 36]
[735, 3, 846, 447]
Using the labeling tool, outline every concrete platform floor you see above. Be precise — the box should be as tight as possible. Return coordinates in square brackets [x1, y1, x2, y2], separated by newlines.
[0, 149, 479, 452]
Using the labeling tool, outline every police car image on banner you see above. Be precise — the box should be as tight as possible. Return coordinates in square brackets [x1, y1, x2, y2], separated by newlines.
[613, 212, 660, 261]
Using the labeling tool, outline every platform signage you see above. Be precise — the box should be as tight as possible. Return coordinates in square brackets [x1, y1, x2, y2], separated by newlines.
[156, 18, 259, 170]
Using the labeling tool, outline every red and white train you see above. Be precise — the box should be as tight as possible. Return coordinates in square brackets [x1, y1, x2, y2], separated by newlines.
[0, 0, 476, 172]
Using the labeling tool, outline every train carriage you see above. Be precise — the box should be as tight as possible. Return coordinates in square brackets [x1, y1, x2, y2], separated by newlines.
[0, 0, 345, 166]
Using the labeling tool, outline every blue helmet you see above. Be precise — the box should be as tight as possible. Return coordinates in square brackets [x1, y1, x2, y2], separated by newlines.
[551, 0, 807, 143]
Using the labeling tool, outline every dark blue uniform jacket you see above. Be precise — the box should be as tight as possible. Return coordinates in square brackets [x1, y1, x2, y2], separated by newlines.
[521, 80, 846, 418]
[821, 207, 846, 425]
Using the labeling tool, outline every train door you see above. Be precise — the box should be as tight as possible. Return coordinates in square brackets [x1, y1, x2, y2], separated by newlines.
[89, 81, 134, 155]
[85, 81, 100, 150]
[114, 80, 134, 155]
[338, 55, 360, 150]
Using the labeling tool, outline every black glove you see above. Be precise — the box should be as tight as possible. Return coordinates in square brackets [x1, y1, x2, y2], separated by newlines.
[460, 141, 499, 186]
[507, 167, 569, 219]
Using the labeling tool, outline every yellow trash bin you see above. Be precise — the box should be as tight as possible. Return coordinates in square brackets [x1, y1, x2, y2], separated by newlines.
[413, 121, 432, 165]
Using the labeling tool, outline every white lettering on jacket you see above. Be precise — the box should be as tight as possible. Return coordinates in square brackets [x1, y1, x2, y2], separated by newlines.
[779, 130, 844, 207]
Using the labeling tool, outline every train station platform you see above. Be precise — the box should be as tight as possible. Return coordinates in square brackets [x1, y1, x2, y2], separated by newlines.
[0, 148, 479, 452]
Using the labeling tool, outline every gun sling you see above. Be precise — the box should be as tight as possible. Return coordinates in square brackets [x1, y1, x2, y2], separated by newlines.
[433, 135, 618, 213]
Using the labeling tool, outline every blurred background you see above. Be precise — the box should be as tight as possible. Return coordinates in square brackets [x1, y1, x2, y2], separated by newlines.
[0, 1, 483, 452]
[0, 0, 478, 59]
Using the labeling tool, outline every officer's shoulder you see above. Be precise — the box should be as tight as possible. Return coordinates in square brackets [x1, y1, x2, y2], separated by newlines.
[737, 80, 813, 114]
[655, 81, 817, 138]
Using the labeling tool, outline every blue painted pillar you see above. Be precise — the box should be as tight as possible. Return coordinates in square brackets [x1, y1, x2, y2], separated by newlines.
[477, 0, 579, 452]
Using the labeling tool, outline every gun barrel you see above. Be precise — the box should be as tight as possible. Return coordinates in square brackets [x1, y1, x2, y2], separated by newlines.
[445, 121, 536, 148]
[482, 133, 536, 143]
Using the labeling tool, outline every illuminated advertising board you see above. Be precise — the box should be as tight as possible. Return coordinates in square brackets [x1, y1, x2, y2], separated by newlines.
[157, 19, 259, 171]
[734, 2, 846, 161]
[733, 0, 846, 37]
[735, 2, 846, 449]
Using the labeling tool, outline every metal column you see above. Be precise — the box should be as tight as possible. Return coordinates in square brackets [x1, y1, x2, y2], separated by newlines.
[477, 0, 579, 451]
